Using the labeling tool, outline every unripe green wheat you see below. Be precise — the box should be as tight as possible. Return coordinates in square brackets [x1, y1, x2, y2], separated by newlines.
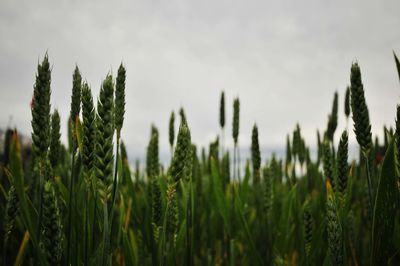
[323, 140, 334, 190]
[286, 134, 292, 164]
[96, 75, 114, 203]
[115, 63, 126, 137]
[350, 62, 373, 213]
[169, 111, 175, 150]
[50, 110, 61, 169]
[220, 91, 225, 129]
[350, 62, 372, 153]
[41, 181, 63, 265]
[292, 124, 301, 159]
[232, 98, 240, 145]
[70, 66, 82, 151]
[326, 92, 338, 141]
[146, 125, 160, 179]
[303, 207, 312, 260]
[145, 126, 162, 228]
[82, 83, 96, 187]
[344, 86, 351, 118]
[152, 177, 162, 227]
[209, 137, 219, 161]
[170, 122, 192, 183]
[179, 107, 187, 125]
[166, 182, 178, 245]
[221, 151, 230, 187]
[298, 138, 306, 168]
[336, 131, 348, 197]
[263, 166, 273, 212]
[2, 129, 12, 166]
[394, 51, 400, 81]
[31, 55, 51, 161]
[207, 137, 219, 174]
[3, 185, 19, 246]
[232, 97, 240, 180]
[120, 141, 128, 163]
[251, 124, 261, 184]
[316, 130, 322, 165]
[326, 182, 343, 266]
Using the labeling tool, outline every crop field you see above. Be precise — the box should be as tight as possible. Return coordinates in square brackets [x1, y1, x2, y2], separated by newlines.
[0, 53, 399, 266]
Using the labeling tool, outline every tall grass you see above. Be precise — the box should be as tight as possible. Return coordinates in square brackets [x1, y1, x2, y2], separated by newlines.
[0, 53, 400, 266]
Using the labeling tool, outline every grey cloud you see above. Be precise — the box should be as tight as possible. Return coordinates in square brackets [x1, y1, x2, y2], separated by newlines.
[0, 0, 399, 164]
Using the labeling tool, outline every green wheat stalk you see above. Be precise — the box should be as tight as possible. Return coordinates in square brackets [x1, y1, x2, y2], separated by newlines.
[350, 62, 373, 214]
[67, 65, 82, 265]
[251, 124, 261, 184]
[96, 74, 115, 266]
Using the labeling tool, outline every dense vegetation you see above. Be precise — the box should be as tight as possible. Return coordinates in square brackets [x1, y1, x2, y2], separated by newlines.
[0, 53, 400, 265]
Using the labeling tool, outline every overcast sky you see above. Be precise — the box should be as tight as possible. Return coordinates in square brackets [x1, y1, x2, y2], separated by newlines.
[0, 0, 399, 163]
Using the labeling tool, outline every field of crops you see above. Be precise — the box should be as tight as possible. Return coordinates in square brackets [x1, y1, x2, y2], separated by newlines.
[0, 53, 400, 266]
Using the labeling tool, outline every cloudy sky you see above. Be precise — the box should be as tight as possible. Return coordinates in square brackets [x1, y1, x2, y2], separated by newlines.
[0, 0, 399, 163]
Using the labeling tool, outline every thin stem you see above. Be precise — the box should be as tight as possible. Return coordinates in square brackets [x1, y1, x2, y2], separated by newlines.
[110, 137, 120, 214]
[67, 151, 76, 266]
[2, 239, 7, 266]
[237, 144, 241, 181]
[233, 144, 236, 182]
[221, 127, 225, 158]
[364, 152, 373, 216]
[92, 189, 98, 252]
[85, 187, 89, 266]
[109, 135, 120, 259]
[101, 203, 110, 266]
[36, 160, 44, 241]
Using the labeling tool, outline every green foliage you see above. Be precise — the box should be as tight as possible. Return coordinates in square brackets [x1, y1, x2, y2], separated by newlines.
[3, 55, 400, 266]
[372, 138, 399, 265]
[10, 132, 47, 264]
